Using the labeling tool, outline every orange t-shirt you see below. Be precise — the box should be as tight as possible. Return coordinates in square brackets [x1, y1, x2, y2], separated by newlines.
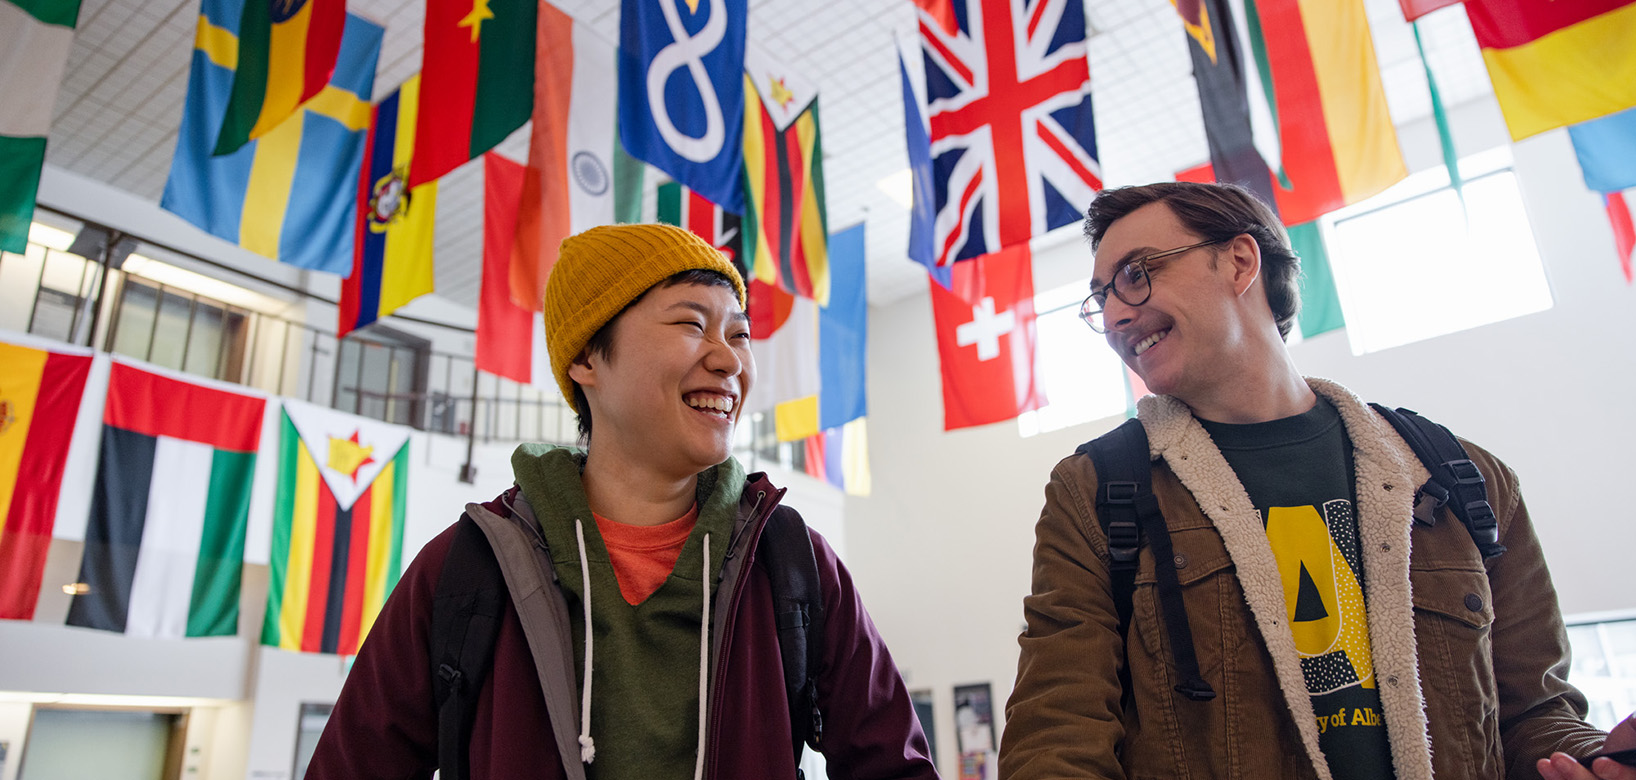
[593, 504, 699, 605]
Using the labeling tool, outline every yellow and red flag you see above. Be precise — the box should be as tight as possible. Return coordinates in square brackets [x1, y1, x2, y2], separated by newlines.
[0, 339, 91, 619]
[1466, 0, 1636, 140]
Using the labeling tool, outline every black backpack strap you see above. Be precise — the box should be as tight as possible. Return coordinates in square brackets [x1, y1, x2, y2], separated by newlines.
[1369, 404, 1506, 560]
[430, 515, 509, 780]
[757, 504, 827, 766]
[1078, 418, 1216, 703]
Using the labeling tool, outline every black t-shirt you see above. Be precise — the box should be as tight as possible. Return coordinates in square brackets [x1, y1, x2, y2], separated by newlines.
[1200, 397, 1395, 780]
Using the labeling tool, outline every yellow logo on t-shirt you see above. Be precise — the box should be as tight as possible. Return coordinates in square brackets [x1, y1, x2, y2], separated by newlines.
[1264, 501, 1376, 694]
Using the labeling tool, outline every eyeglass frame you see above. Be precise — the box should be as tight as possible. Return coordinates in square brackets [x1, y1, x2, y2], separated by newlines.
[1078, 236, 1232, 333]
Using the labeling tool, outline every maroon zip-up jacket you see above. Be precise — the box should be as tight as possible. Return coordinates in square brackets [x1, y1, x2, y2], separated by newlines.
[306, 472, 939, 780]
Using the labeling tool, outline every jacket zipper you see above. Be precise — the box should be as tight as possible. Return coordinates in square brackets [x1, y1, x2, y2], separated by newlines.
[702, 488, 777, 779]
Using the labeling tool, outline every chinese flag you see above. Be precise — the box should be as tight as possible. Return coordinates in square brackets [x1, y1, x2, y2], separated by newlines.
[930, 244, 1045, 431]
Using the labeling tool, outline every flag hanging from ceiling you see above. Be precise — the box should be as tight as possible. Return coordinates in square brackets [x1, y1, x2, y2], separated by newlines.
[746, 278, 820, 428]
[1569, 105, 1636, 195]
[801, 418, 871, 497]
[212, 0, 345, 156]
[916, 0, 1102, 270]
[409, 0, 536, 188]
[1607, 191, 1635, 283]
[931, 243, 1044, 431]
[1173, 0, 1280, 209]
[770, 222, 868, 442]
[0, 0, 81, 254]
[1217, 0, 1407, 224]
[0, 338, 91, 620]
[66, 361, 266, 638]
[742, 45, 830, 305]
[1398, 0, 1460, 21]
[162, 7, 383, 276]
[897, 38, 947, 289]
[1465, 0, 1636, 141]
[339, 75, 438, 338]
[476, 153, 548, 386]
[657, 180, 746, 282]
[263, 400, 409, 656]
[618, 0, 748, 212]
[509, 3, 618, 312]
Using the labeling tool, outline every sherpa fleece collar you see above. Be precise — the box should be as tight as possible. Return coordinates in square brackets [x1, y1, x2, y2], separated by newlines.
[1135, 378, 1434, 780]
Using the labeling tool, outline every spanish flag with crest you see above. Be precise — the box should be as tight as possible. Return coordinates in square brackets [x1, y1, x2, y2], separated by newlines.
[262, 399, 408, 655]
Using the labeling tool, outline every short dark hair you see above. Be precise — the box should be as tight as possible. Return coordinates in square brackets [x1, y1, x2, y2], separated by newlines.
[1084, 182, 1301, 340]
[572, 268, 740, 443]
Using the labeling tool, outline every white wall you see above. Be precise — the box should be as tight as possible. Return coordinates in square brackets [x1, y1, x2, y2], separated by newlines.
[843, 98, 1636, 772]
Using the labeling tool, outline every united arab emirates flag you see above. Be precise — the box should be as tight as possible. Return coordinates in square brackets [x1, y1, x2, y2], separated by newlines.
[262, 400, 408, 655]
[408, 0, 537, 187]
[66, 362, 266, 638]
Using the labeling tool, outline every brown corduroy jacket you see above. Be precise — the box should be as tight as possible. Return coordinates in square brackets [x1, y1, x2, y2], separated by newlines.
[1000, 378, 1606, 780]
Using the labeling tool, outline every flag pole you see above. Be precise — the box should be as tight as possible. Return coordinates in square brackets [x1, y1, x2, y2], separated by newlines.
[460, 362, 481, 484]
[83, 226, 127, 351]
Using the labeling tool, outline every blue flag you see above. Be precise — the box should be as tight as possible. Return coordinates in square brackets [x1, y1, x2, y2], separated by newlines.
[161, 4, 382, 276]
[618, 0, 747, 213]
[819, 223, 867, 429]
[1570, 105, 1636, 194]
[898, 42, 948, 289]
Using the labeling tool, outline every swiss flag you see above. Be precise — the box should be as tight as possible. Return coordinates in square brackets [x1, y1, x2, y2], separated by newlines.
[931, 244, 1045, 431]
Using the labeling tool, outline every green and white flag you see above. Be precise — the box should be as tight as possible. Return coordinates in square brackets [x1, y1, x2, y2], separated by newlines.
[0, 0, 82, 253]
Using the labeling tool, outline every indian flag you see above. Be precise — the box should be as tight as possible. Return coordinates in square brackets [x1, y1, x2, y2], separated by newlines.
[262, 400, 408, 655]
[0, 338, 92, 619]
[0, 0, 82, 253]
[65, 361, 267, 638]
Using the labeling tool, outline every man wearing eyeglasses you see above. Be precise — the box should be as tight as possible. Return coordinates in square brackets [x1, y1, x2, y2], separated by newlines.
[998, 182, 1633, 780]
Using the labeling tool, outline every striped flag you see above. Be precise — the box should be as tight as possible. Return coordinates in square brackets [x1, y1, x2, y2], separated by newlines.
[0, 338, 92, 619]
[657, 180, 746, 283]
[161, 7, 383, 275]
[1570, 105, 1636, 194]
[475, 153, 548, 386]
[509, 3, 617, 312]
[1466, 0, 1636, 141]
[1195, 0, 1407, 225]
[409, 0, 537, 187]
[213, 0, 346, 156]
[263, 400, 408, 655]
[66, 362, 266, 638]
[339, 75, 438, 337]
[801, 418, 871, 497]
[742, 45, 830, 305]
[0, 0, 82, 253]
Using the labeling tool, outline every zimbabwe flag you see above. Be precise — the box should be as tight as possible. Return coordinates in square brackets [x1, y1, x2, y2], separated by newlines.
[409, 0, 537, 187]
[0, 339, 91, 619]
[262, 400, 408, 655]
[742, 46, 829, 305]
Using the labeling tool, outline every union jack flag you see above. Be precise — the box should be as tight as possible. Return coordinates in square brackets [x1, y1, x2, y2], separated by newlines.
[916, 0, 1103, 269]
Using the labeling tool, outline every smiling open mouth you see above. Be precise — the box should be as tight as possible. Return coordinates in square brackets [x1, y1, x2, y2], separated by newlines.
[1133, 329, 1169, 356]
[684, 393, 734, 418]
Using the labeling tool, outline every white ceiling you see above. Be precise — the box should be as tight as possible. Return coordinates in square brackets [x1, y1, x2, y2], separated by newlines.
[44, 0, 1495, 310]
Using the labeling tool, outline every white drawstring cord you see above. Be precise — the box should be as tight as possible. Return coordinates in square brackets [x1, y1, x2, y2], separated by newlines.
[574, 519, 596, 764]
[693, 533, 711, 780]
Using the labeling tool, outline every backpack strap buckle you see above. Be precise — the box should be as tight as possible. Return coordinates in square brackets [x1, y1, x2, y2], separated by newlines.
[1442, 458, 1484, 486]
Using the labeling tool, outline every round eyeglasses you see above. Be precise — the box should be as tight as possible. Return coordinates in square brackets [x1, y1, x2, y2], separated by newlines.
[1079, 237, 1229, 333]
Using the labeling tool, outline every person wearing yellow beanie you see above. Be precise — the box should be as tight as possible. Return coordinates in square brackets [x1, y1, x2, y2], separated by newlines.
[309, 222, 938, 780]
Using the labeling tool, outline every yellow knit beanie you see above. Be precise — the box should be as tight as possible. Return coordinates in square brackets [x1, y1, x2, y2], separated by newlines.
[544, 223, 747, 412]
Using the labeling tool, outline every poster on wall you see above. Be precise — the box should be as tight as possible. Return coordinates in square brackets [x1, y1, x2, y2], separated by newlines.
[954, 682, 996, 780]
[911, 689, 938, 768]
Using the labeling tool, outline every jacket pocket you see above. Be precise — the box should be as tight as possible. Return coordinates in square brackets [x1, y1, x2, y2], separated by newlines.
[1410, 565, 1501, 777]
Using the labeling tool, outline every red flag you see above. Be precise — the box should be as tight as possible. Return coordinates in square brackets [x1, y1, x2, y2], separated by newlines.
[475, 153, 546, 385]
[931, 245, 1045, 431]
[1399, 0, 1460, 21]
[1608, 191, 1635, 284]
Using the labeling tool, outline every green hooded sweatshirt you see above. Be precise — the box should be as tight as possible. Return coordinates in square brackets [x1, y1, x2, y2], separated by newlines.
[511, 444, 744, 779]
